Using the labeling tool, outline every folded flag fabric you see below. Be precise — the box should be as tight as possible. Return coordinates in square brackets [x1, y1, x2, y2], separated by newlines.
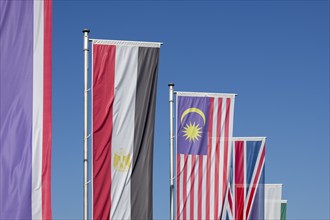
[176, 92, 235, 220]
[265, 184, 283, 220]
[232, 137, 266, 220]
[92, 40, 160, 220]
[281, 200, 287, 220]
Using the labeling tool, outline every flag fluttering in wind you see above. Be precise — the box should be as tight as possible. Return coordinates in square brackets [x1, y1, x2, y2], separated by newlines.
[176, 92, 235, 220]
[232, 137, 266, 220]
[0, 0, 52, 219]
[92, 40, 160, 220]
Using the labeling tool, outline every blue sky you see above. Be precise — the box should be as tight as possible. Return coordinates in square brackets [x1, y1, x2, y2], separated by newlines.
[52, 1, 329, 219]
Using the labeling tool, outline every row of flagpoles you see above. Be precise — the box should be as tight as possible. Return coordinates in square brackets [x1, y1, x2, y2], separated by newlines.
[82, 28, 288, 219]
[0, 0, 288, 217]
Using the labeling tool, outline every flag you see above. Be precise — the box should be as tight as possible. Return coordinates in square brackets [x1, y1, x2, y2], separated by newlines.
[220, 180, 234, 220]
[233, 137, 266, 220]
[92, 40, 160, 220]
[264, 184, 282, 220]
[0, 0, 52, 219]
[281, 200, 287, 220]
[176, 92, 235, 220]
[219, 146, 234, 220]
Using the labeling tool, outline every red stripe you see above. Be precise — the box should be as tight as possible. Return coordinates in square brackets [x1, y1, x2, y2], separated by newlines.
[206, 97, 214, 220]
[228, 189, 233, 213]
[182, 155, 188, 220]
[235, 141, 244, 220]
[198, 156, 203, 220]
[42, 0, 52, 219]
[176, 154, 181, 220]
[190, 155, 196, 219]
[245, 146, 265, 220]
[92, 44, 115, 220]
[214, 98, 222, 219]
[222, 98, 231, 203]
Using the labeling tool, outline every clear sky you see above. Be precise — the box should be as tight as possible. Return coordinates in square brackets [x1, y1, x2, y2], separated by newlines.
[52, 1, 329, 219]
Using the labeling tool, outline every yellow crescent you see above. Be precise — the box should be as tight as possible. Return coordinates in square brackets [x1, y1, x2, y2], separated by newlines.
[180, 108, 206, 125]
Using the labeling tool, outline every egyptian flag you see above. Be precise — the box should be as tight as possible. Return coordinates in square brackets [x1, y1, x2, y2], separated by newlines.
[0, 0, 52, 219]
[92, 40, 160, 220]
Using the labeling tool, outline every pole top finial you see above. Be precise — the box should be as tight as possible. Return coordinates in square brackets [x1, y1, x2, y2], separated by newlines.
[82, 29, 90, 33]
[168, 83, 175, 87]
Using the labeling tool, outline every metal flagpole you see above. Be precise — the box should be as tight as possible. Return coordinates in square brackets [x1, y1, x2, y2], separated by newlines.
[168, 83, 175, 220]
[83, 29, 90, 220]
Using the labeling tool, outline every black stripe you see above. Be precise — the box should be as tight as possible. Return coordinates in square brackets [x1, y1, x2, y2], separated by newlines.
[131, 47, 160, 219]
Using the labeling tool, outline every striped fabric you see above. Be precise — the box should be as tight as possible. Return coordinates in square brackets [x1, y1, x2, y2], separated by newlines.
[176, 92, 235, 220]
[92, 40, 160, 220]
[0, 0, 52, 219]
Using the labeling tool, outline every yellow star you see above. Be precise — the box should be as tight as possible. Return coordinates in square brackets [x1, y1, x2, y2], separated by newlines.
[183, 122, 202, 142]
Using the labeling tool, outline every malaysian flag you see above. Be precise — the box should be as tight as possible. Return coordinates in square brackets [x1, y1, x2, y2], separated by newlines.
[232, 137, 266, 220]
[176, 92, 235, 220]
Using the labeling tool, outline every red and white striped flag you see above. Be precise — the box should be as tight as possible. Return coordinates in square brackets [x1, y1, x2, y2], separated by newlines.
[176, 92, 235, 220]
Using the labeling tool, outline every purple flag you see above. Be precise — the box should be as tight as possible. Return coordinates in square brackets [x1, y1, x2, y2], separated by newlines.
[0, 0, 52, 219]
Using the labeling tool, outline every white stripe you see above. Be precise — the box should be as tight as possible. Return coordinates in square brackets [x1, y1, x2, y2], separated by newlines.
[193, 157, 199, 219]
[175, 93, 180, 220]
[201, 155, 207, 219]
[228, 97, 235, 140]
[209, 98, 218, 220]
[111, 46, 138, 219]
[244, 141, 247, 220]
[219, 98, 227, 217]
[227, 97, 235, 202]
[32, 1, 44, 219]
[179, 154, 184, 220]
[90, 43, 94, 220]
[186, 156, 191, 220]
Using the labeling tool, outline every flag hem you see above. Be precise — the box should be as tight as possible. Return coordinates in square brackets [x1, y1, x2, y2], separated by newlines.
[91, 39, 161, 48]
[176, 91, 236, 98]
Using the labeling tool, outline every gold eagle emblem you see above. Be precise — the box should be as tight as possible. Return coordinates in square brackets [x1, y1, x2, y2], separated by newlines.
[113, 148, 131, 172]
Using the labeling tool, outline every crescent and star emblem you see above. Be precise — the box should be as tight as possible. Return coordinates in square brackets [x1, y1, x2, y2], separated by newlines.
[181, 107, 206, 142]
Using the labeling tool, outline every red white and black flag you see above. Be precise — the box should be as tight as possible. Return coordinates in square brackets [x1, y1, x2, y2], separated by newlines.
[92, 40, 160, 220]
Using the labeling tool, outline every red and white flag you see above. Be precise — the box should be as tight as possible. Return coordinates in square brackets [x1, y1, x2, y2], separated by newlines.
[176, 92, 235, 220]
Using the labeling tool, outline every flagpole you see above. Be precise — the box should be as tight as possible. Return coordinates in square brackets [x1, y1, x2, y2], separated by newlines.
[83, 28, 90, 220]
[168, 83, 175, 220]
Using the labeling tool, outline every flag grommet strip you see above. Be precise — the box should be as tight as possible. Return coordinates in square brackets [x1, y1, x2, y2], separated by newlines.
[91, 39, 162, 48]
[176, 91, 237, 98]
